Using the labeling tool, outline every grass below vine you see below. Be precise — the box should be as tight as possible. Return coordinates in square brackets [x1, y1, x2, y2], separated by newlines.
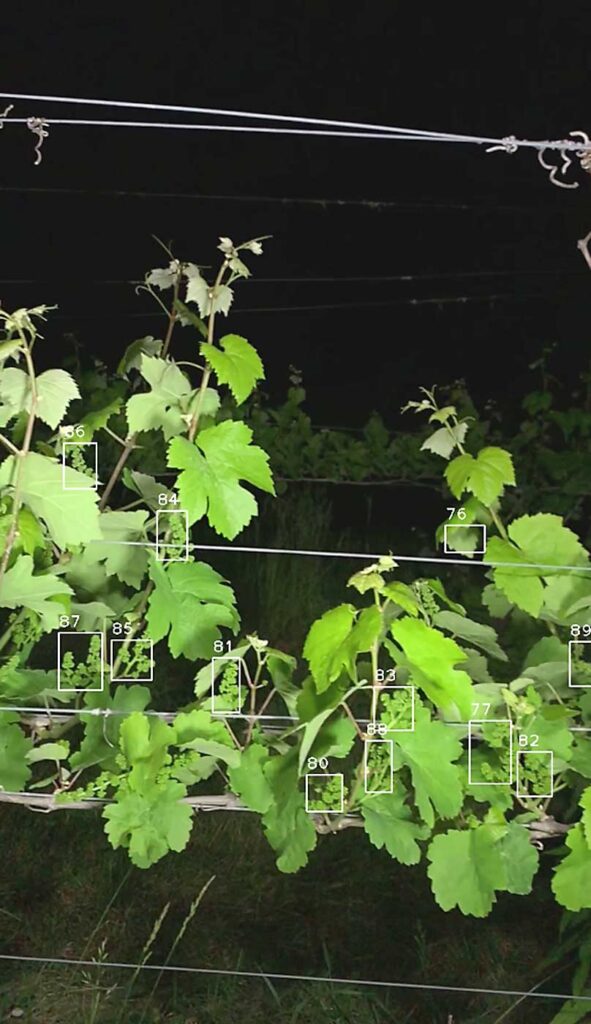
[0, 805, 565, 1024]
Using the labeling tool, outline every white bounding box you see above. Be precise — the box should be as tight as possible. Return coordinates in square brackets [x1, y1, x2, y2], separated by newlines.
[304, 773, 344, 814]
[363, 738, 394, 795]
[369, 684, 415, 734]
[443, 523, 487, 555]
[110, 638, 154, 682]
[61, 441, 98, 491]
[515, 749, 554, 799]
[467, 719, 513, 786]
[57, 631, 104, 692]
[155, 509, 189, 562]
[568, 639, 591, 688]
[211, 656, 243, 717]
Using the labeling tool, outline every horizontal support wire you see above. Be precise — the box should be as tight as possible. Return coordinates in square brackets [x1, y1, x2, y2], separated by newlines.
[0, 950, 588, 1004]
[1, 90, 589, 152]
[85, 538, 591, 574]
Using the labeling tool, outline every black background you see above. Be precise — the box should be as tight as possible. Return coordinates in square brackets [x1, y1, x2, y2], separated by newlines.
[2, 2, 591, 424]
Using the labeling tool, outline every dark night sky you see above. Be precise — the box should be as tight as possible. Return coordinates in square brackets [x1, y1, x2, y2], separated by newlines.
[2, 3, 591, 425]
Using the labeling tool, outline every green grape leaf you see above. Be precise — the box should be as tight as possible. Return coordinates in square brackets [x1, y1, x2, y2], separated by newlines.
[390, 617, 474, 719]
[125, 355, 191, 440]
[394, 703, 463, 827]
[17, 506, 45, 554]
[0, 661, 58, 702]
[0, 555, 73, 630]
[200, 334, 264, 405]
[228, 742, 273, 813]
[103, 780, 193, 868]
[0, 712, 32, 790]
[117, 336, 163, 378]
[486, 515, 589, 617]
[26, 742, 69, 764]
[70, 686, 152, 772]
[81, 510, 149, 588]
[421, 423, 467, 460]
[80, 396, 124, 439]
[145, 557, 239, 660]
[361, 789, 430, 865]
[445, 446, 515, 504]
[34, 370, 81, 429]
[173, 709, 239, 768]
[303, 604, 381, 694]
[262, 752, 317, 873]
[382, 581, 419, 616]
[0, 452, 101, 549]
[122, 469, 174, 509]
[579, 788, 591, 846]
[174, 299, 208, 338]
[186, 268, 233, 317]
[0, 368, 32, 426]
[427, 826, 506, 917]
[498, 822, 539, 895]
[433, 610, 507, 661]
[167, 421, 275, 539]
[552, 824, 591, 911]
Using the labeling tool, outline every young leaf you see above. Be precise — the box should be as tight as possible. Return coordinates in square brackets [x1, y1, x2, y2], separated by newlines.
[0, 452, 101, 549]
[303, 604, 382, 694]
[390, 617, 474, 719]
[82, 510, 149, 588]
[262, 753, 317, 873]
[421, 423, 467, 460]
[200, 334, 264, 405]
[125, 355, 192, 440]
[446, 447, 515, 504]
[167, 421, 275, 539]
[361, 789, 430, 865]
[427, 826, 507, 917]
[432, 610, 507, 661]
[145, 558, 239, 660]
[498, 822, 539, 895]
[0, 712, 32, 791]
[116, 336, 163, 378]
[552, 824, 591, 911]
[103, 780, 193, 868]
[70, 685, 152, 772]
[228, 743, 274, 813]
[393, 703, 463, 827]
[0, 555, 73, 631]
[33, 370, 81, 429]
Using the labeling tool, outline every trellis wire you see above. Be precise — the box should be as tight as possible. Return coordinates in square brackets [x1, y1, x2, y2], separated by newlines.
[0, 950, 588, 1005]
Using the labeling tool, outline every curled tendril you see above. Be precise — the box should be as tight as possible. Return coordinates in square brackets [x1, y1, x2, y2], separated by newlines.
[26, 116, 50, 165]
[0, 104, 14, 129]
[485, 135, 519, 154]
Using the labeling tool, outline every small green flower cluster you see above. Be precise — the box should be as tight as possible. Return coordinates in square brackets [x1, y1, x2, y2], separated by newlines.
[60, 634, 103, 691]
[379, 688, 413, 731]
[6, 610, 43, 650]
[67, 444, 96, 480]
[219, 660, 239, 703]
[518, 752, 552, 797]
[307, 773, 347, 812]
[413, 579, 439, 619]
[116, 637, 153, 679]
[158, 510, 191, 561]
[571, 643, 591, 685]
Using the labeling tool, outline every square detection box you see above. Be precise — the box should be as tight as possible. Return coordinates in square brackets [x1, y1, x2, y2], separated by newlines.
[467, 719, 513, 786]
[155, 509, 189, 562]
[364, 738, 394, 794]
[61, 441, 98, 491]
[515, 749, 554, 799]
[57, 631, 104, 692]
[443, 523, 487, 555]
[110, 638, 154, 682]
[211, 656, 243, 717]
[368, 685, 415, 734]
[305, 773, 344, 814]
[568, 640, 591, 688]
